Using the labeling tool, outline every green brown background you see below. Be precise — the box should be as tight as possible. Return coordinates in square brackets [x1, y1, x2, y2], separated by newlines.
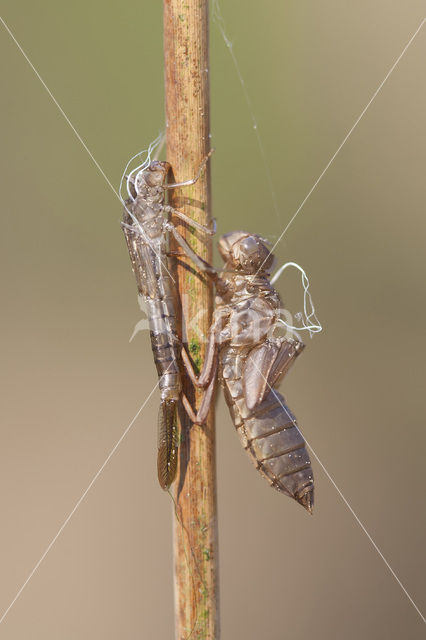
[1, 1, 425, 638]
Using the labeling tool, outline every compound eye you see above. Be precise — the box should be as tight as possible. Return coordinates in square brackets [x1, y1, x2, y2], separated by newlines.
[239, 237, 259, 261]
[242, 236, 258, 253]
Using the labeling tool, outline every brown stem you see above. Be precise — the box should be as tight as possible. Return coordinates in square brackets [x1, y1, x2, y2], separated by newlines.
[164, 1, 219, 639]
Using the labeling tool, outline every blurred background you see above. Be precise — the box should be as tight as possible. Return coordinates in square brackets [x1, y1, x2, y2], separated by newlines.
[1, 1, 425, 638]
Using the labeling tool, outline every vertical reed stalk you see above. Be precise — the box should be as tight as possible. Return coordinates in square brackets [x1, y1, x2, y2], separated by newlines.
[163, 1, 219, 638]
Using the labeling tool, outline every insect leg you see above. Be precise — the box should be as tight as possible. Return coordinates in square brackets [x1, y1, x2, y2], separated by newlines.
[181, 328, 218, 388]
[181, 360, 217, 425]
[181, 394, 198, 423]
[163, 149, 215, 190]
[182, 304, 226, 388]
[121, 221, 136, 233]
[195, 362, 217, 424]
[164, 206, 216, 236]
[180, 310, 223, 424]
[167, 224, 231, 296]
[166, 224, 218, 277]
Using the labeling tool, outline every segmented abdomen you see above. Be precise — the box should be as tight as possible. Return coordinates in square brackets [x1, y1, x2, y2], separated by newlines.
[122, 221, 180, 490]
[221, 347, 314, 512]
[123, 226, 181, 401]
[145, 295, 180, 402]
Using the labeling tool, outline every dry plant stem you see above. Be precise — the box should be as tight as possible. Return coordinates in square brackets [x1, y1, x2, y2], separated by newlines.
[164, 1, 219, 639]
